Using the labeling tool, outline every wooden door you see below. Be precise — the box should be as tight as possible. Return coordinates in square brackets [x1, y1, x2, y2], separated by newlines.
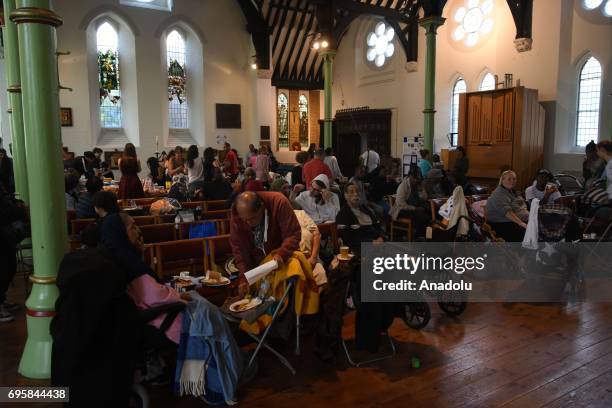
[480, 93, 493, 144]
[492, 92, 505, 143]
[467, 95, 482, 145]
[502, 91, 514, 143]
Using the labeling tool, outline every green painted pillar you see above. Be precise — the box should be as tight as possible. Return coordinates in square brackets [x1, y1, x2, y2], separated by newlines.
[419, 16, 445, 153]
[2, 0, 29, 204]
[12, 0, 66, 379]
[321, 50, 336, 149]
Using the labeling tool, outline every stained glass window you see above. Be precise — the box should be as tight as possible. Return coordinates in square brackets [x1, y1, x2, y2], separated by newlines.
[277, 93, 289, 149]
[298, 94, 309, 148]
[450, 78, 467, 146]
[167, 30, 188, 129]
[97, 22, 122, 128]
[479, 72, 495, 91]
[576, 57, 602, 147]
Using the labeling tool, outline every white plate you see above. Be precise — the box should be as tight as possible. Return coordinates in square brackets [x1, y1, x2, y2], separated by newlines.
[229, 297, 262, 313]
[337, 253, 355, 261]
[200, 276, 231, 287]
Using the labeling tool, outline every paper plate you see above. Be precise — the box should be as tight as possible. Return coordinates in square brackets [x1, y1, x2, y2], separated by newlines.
[229, 297, 262, 313]
[337, 253, 355, 261]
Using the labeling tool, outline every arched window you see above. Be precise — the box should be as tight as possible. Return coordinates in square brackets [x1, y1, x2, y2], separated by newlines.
[166, 30, 188, 129]
[576, 56, 602, 147]
[479, 72, 495, 91]
[97, 22, 122, 128]
[277, 93, 289, 149]
[298, 94, 309, 148]
[450, 78, 467, 146]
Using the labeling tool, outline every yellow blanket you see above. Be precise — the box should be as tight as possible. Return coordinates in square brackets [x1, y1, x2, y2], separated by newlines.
[239, 251, 320, 335]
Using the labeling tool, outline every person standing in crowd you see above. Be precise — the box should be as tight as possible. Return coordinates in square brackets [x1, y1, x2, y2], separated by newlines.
[453, 146, 469, 189]
[486, 170, 529, 242]
[146, 157, 164, 187]
[245, 144, 257, 165]
[417, 149, 432, 178]
[0, 148, 14, 194]
[582, 141, 605, 189]
[255, 145, 270, 183]
[597, 140, 612, 200]
[118, 143, 144, 199]
[77, 176, 103, 219]
[360, 144, 380, 182]
[324, 147, 343, 182]
[223, 142, 239, 181]
[248, 148, 258, 168]
[229, 191, 301, 295]
[303, 149, 333, 188]
[291, 151, 309, 186]
[166, 146, 185, 178]
[292, 174, 340, 224]
[185, 145, 204, 187]
[525, 169, 561, 205]
[0, 185, 26, 322]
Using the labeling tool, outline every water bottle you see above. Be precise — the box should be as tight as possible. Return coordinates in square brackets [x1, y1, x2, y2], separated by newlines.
[258, 280, 270, 300]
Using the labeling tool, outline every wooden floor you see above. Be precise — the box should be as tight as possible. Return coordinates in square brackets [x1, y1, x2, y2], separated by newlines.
[2, 277, 612, 408]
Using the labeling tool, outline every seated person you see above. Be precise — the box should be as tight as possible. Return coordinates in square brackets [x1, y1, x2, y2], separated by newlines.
[486, 170, 529, 242]
[349, 165, 368, 206]
[417, 149, 433, 178]
[92, 190, 120, 219]
[389, 165, 431, 238]
[291, 174, 340, 224]
[147, 156, 165, 187]
[64, 170, 80, 211]
[583, 140, 606, 190]
[242, 167, 264, 192]
[336, 182, 386, 250]
[77, 176, 103, 219]
[525, 169, 561, 205]
[424, 168, 451, 199]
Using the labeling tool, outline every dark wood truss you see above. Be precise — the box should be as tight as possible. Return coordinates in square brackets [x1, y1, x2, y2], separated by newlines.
[236, 0, 534, 89]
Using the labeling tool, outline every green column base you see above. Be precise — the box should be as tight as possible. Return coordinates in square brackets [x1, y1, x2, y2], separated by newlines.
[18, 315, 53, 379]
[18, 283, 58, 379]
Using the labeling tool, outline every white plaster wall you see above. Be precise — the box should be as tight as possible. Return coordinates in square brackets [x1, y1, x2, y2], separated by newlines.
[332, 0, 611, 174]
[43, 0, 258, 170]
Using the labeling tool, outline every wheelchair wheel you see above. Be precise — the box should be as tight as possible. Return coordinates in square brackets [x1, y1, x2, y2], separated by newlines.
[403, 302, 431, 329]
[438, 301, 467, 317]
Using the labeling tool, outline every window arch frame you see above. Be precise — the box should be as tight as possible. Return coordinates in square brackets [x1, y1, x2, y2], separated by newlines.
[575, 55, 603, 147]
[479, 72, 495, 91]
[165, 27, 189, 130]
[96, 19, 123, 129]
[450, 76, 467, 146]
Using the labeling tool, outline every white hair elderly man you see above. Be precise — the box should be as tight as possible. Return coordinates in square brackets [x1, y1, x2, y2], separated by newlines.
[291, 174, 340, 225]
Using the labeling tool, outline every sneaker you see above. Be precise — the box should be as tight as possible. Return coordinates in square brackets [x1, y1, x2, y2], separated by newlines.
[0, 305, 14, 323]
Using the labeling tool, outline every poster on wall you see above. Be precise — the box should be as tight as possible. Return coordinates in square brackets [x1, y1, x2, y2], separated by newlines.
[402, 135, 422, 176]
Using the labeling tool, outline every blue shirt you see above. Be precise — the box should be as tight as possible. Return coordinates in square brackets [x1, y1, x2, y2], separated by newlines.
[418, 159, 432, 178]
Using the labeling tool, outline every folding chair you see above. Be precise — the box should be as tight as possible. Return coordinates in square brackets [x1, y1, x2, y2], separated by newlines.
[222, 276, 299, 375]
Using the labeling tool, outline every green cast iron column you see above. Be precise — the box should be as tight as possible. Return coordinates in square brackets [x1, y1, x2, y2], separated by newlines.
[321, 49, 336, 149]
[12, 0, 66, 379]
[419, 16, 445, 153]
[3, 0, 29, 203]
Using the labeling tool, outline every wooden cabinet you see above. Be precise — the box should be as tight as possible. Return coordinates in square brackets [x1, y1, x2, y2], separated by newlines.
[458, 87, 545, 189]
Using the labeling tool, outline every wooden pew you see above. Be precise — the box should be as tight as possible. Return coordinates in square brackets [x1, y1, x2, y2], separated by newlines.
[153, 238, 206, 279]
[140, 223, 178, 244]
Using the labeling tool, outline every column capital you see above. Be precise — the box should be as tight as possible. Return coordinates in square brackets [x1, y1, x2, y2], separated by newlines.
[419, 16, 446, 33]
[10, 6, 63, 27]
[318, 49, 337, 60]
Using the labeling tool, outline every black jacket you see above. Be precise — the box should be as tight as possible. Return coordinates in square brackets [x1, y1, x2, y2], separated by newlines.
[335, 204, 386, 254]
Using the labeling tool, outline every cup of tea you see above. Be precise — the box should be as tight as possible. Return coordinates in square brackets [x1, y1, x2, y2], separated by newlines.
[339, 246, 350, 258]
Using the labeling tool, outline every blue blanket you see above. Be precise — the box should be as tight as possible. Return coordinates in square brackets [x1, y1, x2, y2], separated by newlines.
[174, 292, 243, 404]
